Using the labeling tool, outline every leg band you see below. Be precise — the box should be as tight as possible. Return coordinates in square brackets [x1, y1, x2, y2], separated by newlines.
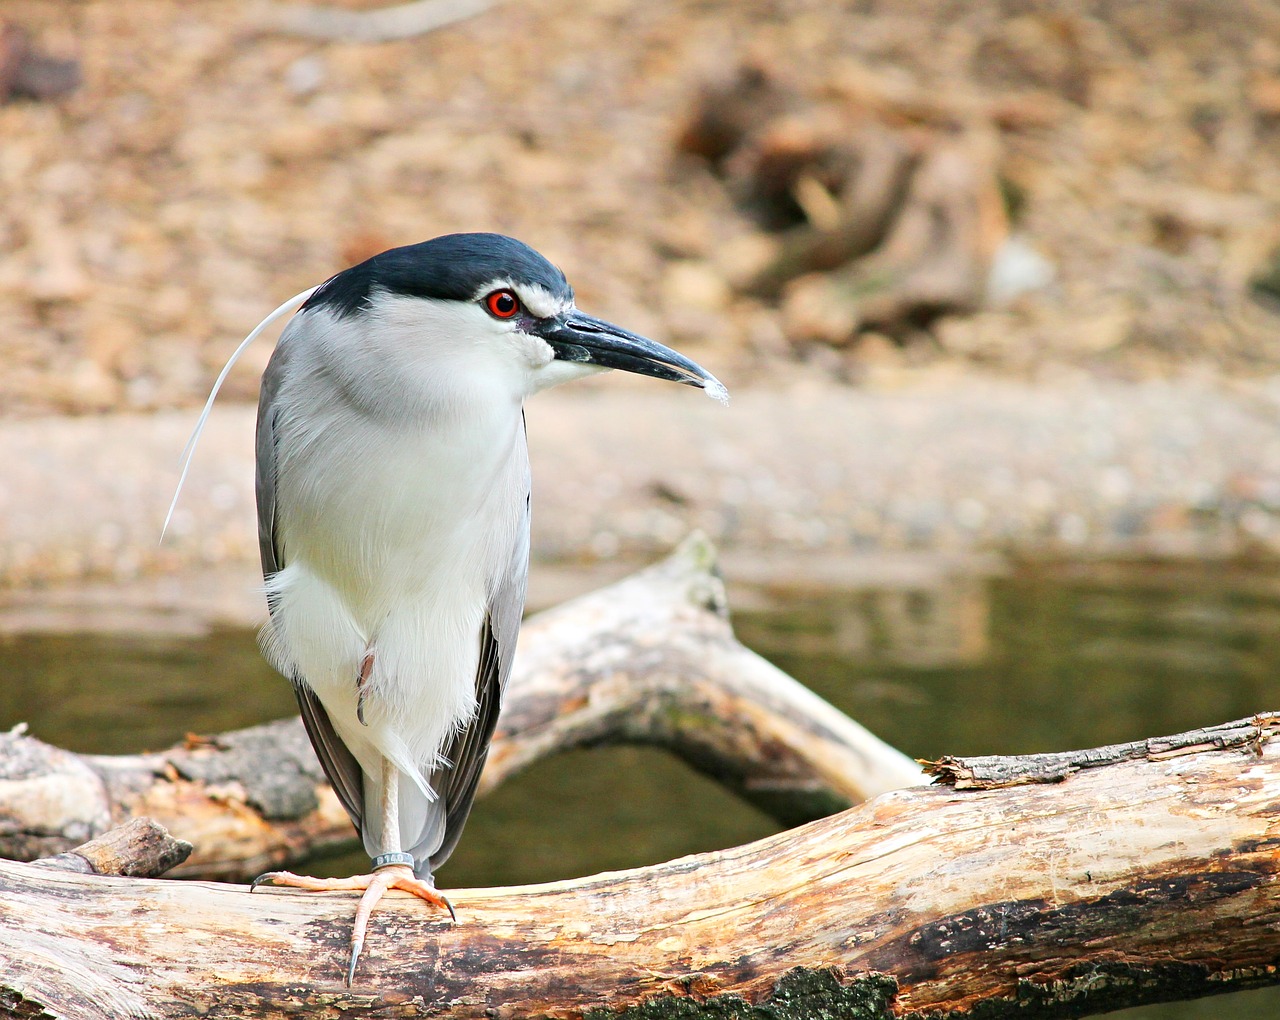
[371, 852, 415, 870]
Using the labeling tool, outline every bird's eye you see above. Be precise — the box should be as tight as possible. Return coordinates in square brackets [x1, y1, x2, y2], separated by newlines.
[484, 290, 521, 319]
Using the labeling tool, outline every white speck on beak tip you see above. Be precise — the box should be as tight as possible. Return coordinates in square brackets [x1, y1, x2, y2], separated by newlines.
[704, 378, 730, 405]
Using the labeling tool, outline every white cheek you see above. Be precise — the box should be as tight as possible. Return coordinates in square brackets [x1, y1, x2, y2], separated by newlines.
[516, 333, 556, 369]
[507, 328, 610, 395]
[528, 358, 608, 394]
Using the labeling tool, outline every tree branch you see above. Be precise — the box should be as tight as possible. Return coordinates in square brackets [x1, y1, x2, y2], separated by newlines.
[34, 818, 191, 879]
[923, 715, 1280, 787]
[1, 719, 1277, 1018]
[0, 535, 924, 881]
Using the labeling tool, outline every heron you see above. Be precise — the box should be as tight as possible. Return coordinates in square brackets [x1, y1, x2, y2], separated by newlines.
[172, 232, 726, 983]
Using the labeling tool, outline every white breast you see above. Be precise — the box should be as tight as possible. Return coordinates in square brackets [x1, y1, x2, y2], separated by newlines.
[259, 307, 529, 794]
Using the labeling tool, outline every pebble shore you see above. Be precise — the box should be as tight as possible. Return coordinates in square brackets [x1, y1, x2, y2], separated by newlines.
[3, 372, 1279, 591]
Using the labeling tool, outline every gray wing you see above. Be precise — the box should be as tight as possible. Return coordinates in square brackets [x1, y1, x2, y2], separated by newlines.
[256, 340, 366, 831]
[427, 444, 531, 873]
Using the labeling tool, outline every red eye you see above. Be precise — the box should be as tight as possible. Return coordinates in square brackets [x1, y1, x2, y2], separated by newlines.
[485, 290, 520, 319]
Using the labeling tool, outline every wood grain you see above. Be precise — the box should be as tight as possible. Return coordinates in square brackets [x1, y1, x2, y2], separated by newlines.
[0, 721, 1276, 1018]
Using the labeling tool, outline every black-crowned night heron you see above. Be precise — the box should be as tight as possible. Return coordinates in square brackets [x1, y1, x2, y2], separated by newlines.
[173, 233, 726, 983]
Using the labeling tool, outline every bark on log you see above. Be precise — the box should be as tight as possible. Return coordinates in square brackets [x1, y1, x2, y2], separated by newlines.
[33, 817, 191, 879]
[924, 715, 1279, 788]
[0, 535, 924, 881]
[1, 717, 1278, 1019]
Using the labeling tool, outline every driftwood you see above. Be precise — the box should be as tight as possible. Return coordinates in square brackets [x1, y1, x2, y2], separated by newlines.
[1, 715, 1278, 1018]
[255, 0, 495, 43]
[0, 535, 923, 881]
[677, 61, 1022, 346]
[2, 538, 1279, 1016]
[924, 716, 1277, 787]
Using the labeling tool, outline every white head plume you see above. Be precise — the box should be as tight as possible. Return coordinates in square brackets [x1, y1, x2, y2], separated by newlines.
[161, 286, 319, 539]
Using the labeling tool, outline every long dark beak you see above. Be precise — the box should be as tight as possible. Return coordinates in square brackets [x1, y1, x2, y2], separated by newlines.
[537, 312, 728, 401]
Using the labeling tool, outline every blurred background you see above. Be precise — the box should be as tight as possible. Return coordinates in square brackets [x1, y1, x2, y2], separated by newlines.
[3, 0, 1280, 416]
[2, 1, 1280, 1016]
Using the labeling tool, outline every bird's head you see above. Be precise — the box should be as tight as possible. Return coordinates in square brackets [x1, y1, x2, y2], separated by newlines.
[299, 233, 727, 412]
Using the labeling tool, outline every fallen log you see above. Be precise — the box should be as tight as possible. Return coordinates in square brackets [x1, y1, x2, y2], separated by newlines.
[1, 716, 1277, 1019]
[0, 535, 923, 881]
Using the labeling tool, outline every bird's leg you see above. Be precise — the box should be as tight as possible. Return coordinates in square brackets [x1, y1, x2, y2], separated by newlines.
[252, 757, 454, 985]
[355, 647, 375, 725]
[340, 757, 453, 982]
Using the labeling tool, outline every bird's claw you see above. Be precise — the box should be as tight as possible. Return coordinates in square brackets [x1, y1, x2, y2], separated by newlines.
[345, 865, 454, 985]
[250, 864, 454, 985]
[346, 934, 364, 987]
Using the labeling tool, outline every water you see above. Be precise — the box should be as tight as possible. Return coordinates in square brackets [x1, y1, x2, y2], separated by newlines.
[2, 558, 1278, 1018]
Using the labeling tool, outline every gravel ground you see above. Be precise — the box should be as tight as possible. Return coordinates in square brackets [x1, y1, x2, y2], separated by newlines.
[4, 369, 1279, 590]
[6, 1, 1280, 598]
[4, 0, 1280, 415]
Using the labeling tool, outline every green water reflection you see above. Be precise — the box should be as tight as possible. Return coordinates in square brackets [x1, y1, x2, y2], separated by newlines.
[741, 561, 1280, 760]
[1, 559, 1278, 1018]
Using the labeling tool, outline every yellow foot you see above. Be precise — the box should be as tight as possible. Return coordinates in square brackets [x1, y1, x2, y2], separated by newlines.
[252, 864, 455, 984]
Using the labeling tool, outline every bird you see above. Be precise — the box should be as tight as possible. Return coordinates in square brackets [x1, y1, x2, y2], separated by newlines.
[202, 232, 727, 984]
